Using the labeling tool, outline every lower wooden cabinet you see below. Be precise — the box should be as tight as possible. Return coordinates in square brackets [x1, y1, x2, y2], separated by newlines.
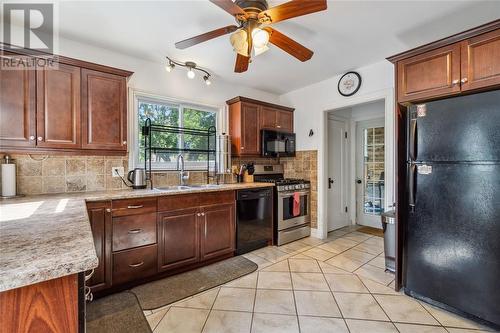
[86, 201, 112, 292]
[86, 191, 236, 293]
[112, 244, 157, 285]
[200, 203, 235, 261]
[158, 208, 200, 272]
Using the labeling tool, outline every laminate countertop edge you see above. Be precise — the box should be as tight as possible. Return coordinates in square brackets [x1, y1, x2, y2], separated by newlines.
[0, 182, 273, 292]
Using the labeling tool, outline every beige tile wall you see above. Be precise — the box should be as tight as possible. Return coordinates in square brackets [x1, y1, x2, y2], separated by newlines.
[2, 154, 211, 196]
[232, 150, 318, 228]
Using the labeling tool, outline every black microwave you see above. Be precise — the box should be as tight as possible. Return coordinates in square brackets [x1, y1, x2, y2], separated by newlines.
[261, 129, 296, 157]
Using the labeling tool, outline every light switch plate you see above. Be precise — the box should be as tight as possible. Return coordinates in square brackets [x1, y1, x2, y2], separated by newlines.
[112, 166, 124, 178]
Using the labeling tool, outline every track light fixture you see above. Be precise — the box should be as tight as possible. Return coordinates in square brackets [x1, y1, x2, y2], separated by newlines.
[165, 56, 212, 86]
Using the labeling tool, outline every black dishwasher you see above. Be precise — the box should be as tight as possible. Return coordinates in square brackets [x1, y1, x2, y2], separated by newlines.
[236, 188, 273, 255]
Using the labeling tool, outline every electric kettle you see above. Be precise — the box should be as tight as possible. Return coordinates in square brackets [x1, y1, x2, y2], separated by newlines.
[127, 168, 147, 189]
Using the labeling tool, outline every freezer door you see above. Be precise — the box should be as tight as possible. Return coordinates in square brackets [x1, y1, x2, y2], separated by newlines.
[409, 90, 500, 162]
[405, 163, 500, 326]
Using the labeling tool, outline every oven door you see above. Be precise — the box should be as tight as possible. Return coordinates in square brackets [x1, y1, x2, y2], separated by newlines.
[277, 190, 310, 230]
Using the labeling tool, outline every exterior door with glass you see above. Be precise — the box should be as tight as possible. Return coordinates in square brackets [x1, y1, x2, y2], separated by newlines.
[355, 119, 385, 228]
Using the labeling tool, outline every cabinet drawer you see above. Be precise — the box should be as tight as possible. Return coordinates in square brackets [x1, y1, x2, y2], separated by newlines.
[112, 213, 157, 252]
[199, 191, 234, 207]
[112, 244, 157, 285]
[112, 197, 157, 217]
[158, 191, 234, 212]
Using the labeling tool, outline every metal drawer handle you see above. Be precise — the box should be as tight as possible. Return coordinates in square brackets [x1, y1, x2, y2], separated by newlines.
[128, 261, 144, 268]
[127, 205, 144, 209]
[128, 228, 142, 234]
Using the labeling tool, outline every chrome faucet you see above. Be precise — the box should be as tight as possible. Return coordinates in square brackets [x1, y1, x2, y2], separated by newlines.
[177, 154, 189, 186]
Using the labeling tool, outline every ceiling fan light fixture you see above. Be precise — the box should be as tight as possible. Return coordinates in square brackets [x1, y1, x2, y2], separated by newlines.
[254, 44, 269, 57]
[251, 28, 269, 48]
[230, 29, 249, 56]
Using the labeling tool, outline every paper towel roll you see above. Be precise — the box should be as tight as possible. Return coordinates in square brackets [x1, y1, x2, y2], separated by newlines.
[1, 164, 16, 197]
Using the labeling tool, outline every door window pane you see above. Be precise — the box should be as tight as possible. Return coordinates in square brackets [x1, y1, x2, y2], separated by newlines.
[362, 127, 385, 215]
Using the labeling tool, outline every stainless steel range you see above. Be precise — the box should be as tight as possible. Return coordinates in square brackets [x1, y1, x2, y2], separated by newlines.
[253, 165, 311, 246]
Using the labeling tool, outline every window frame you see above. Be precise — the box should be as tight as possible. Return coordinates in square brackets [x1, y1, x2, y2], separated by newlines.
[129, 90, 222, 171]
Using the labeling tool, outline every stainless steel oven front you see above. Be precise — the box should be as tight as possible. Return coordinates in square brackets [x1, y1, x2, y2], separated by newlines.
[277, 189, 311, 245]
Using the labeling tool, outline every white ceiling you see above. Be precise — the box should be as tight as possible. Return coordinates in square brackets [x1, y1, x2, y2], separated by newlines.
[53, 0, 500, 94]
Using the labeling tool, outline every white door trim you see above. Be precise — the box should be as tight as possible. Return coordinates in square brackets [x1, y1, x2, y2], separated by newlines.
[317, 88, 395, 240]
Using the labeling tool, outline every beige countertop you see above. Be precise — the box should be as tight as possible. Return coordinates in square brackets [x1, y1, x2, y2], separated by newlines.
[0, 182, 273, 292]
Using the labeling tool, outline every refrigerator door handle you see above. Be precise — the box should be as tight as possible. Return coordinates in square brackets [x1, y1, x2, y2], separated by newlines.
[409, 118, 417, 161]
[408, 164, 416, 212]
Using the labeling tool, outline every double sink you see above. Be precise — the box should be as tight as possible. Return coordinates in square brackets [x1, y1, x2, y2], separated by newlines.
[154, 184, 222, 191]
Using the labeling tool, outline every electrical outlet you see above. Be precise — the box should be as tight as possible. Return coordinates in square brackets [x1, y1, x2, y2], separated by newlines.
[112, 166, 124, 178]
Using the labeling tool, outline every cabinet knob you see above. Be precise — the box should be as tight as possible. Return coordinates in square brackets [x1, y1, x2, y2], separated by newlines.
[461, 78, 468, 83]
[201, 212, 205, 216]
[123, 141, 127, 145]
[37, 136, 43, 141]
[452, 79, 459, 86]
[106, 208, 111, 213]
[276, 125, 281, 128]
[241, 147, 244, 150]
[29, 135, 35, 141]
[197, 213, 201, 217]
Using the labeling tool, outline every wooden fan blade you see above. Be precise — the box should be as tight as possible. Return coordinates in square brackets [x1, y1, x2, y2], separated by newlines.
[210, 0, 247, 17]
[175, 25, 239, 49]
[264, 27, 313, 62]
[235, 53, 250, 73]
[258, 0, 327, 24]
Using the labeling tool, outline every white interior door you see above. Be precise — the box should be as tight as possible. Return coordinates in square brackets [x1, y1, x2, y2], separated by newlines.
[327, 119, 349, 231]
[356, 119, 385, 228]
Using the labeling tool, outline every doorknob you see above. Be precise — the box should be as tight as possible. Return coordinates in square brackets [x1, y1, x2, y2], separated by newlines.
[328, 178, 334, 189]
[356, 179, 362, 184]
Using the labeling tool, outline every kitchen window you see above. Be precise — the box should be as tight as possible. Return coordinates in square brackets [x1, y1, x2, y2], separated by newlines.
[133, 94, 218, 170]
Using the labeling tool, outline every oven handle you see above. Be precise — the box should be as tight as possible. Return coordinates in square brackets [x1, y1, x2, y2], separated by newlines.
[278, 190, 309, 198]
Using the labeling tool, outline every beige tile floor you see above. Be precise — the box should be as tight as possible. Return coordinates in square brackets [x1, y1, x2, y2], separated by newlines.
[144, 225, 497, 333]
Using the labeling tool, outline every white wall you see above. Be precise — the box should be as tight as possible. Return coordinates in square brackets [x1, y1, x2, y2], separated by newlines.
[57, 37, 281, 110]
[279, 61, 395, 238]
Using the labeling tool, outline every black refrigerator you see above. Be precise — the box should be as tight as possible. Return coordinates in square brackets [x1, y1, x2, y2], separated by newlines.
[404, 89, 500, 329]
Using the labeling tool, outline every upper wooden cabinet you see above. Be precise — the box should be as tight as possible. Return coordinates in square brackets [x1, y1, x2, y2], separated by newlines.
[0, 52, 36, 148]
[36, 63, 81, 149]
[0, 49, 132, 155]
[260, 106, 294, 132]
[461, 29, 500, 91]
[397, 44, 461, 102]
[390, 24, 500, 103]
[82, 69, 127, 152]
[227, 96, 294, 156]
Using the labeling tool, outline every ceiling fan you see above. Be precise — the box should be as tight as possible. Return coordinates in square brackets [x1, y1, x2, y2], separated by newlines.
[175, 0, 327, 73]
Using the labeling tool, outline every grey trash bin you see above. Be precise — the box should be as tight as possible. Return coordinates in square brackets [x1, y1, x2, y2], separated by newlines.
[381, 210, 396, 273]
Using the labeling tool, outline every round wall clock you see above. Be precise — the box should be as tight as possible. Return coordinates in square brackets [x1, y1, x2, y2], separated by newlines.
[338, 71, 362, 97]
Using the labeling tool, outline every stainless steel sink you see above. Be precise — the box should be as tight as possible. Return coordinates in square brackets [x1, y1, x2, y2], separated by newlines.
[155, 184, 221, 191]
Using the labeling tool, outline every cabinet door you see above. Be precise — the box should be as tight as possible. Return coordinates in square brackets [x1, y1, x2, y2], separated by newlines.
[0, 52, 36, 148]
[36, 63, 81, 149]
[81, 69, 127, 152]
[461, 29, 500, 92]
[200, 203, 235, 262]
[86, 201, 112, 292]
[158, 208, 200, 271]
[397, 43, 461, 102]
[240, 102, 260, 155]
[276, 111, 293, 132]
[260, 107, 277, 129]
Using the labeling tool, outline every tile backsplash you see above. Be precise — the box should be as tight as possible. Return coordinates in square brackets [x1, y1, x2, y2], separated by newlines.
[2, 154, 211, 195]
